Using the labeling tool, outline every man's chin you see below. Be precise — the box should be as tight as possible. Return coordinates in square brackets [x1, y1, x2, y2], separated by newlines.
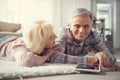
[75, 38, 84, 42]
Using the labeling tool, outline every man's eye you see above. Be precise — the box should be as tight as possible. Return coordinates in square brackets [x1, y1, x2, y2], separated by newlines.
[74, 24, 80, 28]
[84, 25, 89, 29]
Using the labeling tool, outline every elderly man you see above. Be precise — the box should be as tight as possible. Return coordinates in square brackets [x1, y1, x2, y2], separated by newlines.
[50, 8, 117, 68]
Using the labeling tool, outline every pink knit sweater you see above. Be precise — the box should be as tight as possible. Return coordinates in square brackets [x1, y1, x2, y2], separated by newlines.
[0, 37, 44, 67]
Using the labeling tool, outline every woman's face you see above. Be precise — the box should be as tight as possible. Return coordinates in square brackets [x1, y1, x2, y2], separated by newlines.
[45, 34, 57, 48]
[69, 15, 92, 42]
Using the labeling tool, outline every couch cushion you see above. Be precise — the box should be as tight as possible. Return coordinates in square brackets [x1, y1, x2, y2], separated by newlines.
[0, 32, 21, 38]
[0, 22, 21, 32]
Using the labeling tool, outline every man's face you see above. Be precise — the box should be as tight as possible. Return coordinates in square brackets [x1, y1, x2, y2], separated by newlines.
[69, 15, 92, 42]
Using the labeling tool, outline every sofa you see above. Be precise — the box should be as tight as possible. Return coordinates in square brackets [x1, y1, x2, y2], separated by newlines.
[0, 21, 22, 38]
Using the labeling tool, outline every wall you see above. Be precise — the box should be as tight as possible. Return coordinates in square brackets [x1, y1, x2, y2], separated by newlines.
[53, 0, 92, 34]
[0, 0, 91, 34]
[61, 0, 91, 26]
[91, 0, 120, 49]
[0, 0, 119, 48]
[0, 0, 54, 27]
[114, 0, 120, 49]
[54, 0, 92, 34]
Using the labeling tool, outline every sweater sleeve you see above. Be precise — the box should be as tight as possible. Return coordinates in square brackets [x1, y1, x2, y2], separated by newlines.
[55, 28, 67, 54]
[91, 31, 116, 63]
[13, 47, 42, 67]
[50, 51, 86, 64]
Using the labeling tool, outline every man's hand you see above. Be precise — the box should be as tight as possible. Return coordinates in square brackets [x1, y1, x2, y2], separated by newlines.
[86, 56, 98, 65]
[95, 52, 112, 68]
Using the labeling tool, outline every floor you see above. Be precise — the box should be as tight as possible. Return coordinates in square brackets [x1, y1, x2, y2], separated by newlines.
[17, 72, 120, 80]
[15, 49, 120, 80]
[113, 49, 120, 59]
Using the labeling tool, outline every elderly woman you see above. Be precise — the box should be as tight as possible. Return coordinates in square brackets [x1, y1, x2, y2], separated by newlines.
[0, 20, 57, 67]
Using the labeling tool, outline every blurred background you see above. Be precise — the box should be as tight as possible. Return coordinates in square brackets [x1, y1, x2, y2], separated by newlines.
[0, 0, 120, 52]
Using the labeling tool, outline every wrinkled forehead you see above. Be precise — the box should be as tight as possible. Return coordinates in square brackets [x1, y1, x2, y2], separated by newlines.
[70, 15, 93, 25]
[70, 10, 94, 23]
[71, 13, 93, 21]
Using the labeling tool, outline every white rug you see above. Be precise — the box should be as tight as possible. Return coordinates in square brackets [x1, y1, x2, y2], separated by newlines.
[0, 60, 120, 79]
[0, 60, 78, 79]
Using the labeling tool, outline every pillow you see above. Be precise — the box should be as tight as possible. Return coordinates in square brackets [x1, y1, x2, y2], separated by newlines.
[0, 32, 21, 38]
[0, 22, 21, 32]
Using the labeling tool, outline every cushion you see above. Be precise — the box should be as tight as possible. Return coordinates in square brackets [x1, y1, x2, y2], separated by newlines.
[0, 22, 21, 32]
[0, 31, 22, 38]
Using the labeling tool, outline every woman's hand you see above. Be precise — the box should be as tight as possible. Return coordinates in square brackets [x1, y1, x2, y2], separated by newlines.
[43, 46, 60, 56]
[35, 46, 60, 65]
[95, 52, 111, 68]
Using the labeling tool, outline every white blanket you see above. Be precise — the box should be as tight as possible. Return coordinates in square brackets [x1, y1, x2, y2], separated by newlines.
[0, 60, 78, 79]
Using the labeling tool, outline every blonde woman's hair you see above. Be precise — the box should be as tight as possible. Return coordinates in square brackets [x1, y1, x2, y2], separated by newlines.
[23, 20, 54, 54]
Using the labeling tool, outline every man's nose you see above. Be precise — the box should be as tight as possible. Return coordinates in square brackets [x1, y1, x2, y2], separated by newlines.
[79, 27, 84, 33]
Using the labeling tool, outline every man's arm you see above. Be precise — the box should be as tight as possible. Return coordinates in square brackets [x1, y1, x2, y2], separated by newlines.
[90, 31, 116, 67]
[50, 51, 86, 64]
[50, 28, 86, 64]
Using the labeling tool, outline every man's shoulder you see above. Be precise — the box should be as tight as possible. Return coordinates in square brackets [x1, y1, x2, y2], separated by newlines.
[58, 27, 69, 33]
[85, 29, 100, 44]
[86, 28, 101, 44]
[56, 27, 69, 41]
[57, 27, 69, 36]
[90, 28, 99, 37]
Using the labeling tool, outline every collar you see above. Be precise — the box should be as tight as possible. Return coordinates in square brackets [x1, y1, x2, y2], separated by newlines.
[66, 28, 84, 47]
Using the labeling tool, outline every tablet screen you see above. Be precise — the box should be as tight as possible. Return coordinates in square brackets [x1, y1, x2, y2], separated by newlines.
[76, 63, 101, 73]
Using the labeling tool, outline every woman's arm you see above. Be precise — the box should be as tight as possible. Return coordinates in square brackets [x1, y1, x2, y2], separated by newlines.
[13, 46, 59, 67]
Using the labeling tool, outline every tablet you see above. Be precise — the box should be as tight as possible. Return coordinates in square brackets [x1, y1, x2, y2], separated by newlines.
[76, 63, 101, 73]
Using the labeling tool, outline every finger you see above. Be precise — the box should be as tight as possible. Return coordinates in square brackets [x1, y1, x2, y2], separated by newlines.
[98, 57, 102, 67]
[102, 56, 108, 67]
[104, 58, 111, 67]
[106, 58, 112, 67]
[110, 64, 120, 71]
[95, 52, 103, 67]
[103, 54, 112, 67]
[99, 53, 109, 67]
[49, 46, 59, 51]
[93, 57, 99, 65]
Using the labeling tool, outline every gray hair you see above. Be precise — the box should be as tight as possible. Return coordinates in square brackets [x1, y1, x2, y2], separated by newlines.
[69, 8, 94, 24]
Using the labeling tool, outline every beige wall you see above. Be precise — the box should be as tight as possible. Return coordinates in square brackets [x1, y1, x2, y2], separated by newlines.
[1, 0, 119, 49]
[0, 0, 92, 34]
[114, 0, 120, 49]
[0, 0, 54, 26]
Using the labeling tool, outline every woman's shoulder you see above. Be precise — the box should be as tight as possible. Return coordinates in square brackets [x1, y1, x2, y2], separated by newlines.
[11, 37, 26, 47]
[0, 36, 18, 48]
